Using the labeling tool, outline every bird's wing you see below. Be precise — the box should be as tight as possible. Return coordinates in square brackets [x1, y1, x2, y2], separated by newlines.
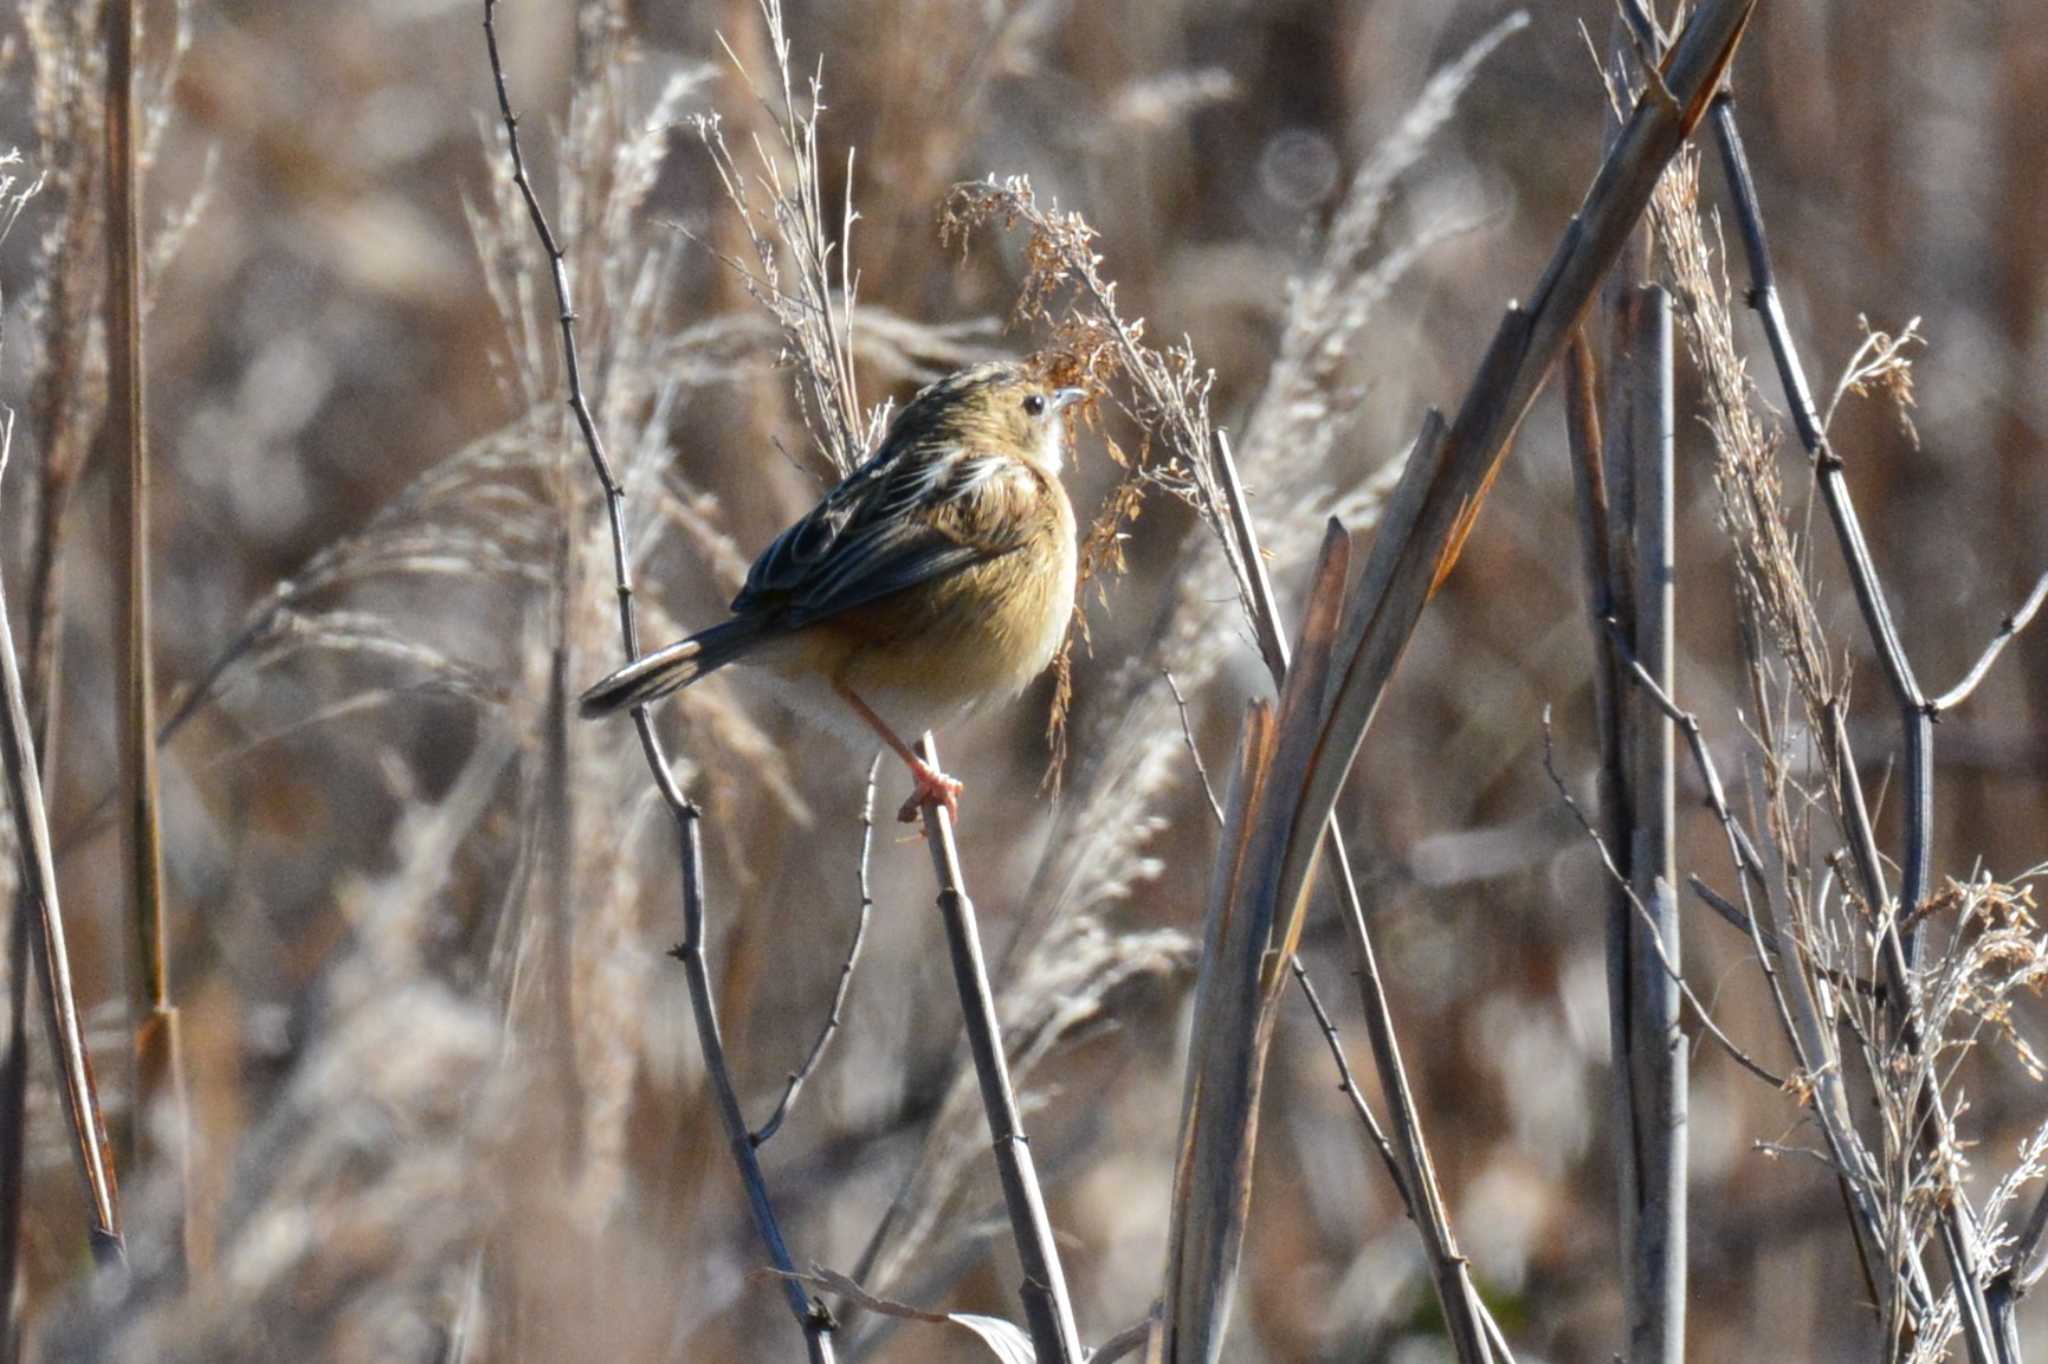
[732, 448, 1034, 629]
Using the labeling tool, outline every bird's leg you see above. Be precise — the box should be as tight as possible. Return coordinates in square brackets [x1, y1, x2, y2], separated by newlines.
[833, 679, 964, 824]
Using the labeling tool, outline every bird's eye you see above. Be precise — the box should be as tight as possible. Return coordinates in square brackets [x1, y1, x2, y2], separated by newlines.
[1022, 393, 1047, 417]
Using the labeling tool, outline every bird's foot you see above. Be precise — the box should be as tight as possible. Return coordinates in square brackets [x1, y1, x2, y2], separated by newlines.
[898, 758, 964, 825]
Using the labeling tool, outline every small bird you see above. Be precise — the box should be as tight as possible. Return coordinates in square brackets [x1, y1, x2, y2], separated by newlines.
[579, 361, 1085, 824]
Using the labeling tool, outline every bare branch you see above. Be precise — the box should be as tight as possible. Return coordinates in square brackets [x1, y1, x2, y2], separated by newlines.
[1929, 567, 2048, 714]
[481, 6, 835, 1358]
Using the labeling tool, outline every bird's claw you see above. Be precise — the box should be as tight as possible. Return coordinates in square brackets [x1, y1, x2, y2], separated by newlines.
[899, 758, 964, 825]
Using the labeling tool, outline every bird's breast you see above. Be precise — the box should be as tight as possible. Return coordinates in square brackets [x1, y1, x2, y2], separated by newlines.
[810, 482, 1077, 712]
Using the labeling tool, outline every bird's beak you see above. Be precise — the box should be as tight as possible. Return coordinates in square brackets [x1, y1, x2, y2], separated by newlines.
[1051, 387, 1088, 411]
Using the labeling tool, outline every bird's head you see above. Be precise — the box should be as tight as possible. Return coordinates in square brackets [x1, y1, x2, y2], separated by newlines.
[895, 361, 1088, 474]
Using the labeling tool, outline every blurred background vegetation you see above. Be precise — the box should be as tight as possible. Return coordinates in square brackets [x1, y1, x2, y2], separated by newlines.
[1, 0, 2045, 1359]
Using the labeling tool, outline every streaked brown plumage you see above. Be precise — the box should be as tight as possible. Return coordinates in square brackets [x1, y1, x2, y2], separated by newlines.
[579, 361, 1083, 822]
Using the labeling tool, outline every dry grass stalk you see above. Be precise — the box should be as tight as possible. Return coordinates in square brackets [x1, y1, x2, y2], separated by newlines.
[0, 130, 123, 1293]
[0, 419, 121, 1269]
[695, 0, 879, 478]
[102, 0, 188, 1282]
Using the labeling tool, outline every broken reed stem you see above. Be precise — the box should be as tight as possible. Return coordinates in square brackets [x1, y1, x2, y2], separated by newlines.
[481, 5, 835, 1359]
[1212, 433, 1501, 1364]
[1617, 284, 1684, 1364]
[914, 734, 1083, 1364]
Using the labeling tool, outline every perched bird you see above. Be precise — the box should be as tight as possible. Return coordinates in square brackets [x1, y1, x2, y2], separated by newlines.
[579, 361, 1086, 824]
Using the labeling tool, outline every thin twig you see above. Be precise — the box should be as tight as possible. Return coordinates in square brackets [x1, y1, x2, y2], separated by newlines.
[1604, 620, 1809, 1030]
[915, 734, 1083, 1364]
[1284, 957, 1518, 1364]
[1686, 877, 1778, 956]
[481, 6, 834, 1358]
[1541, 714, 1785, 1091]
[753, 752, 879, 1148]
[1286, 959, 1407, 1214]
[1928, 567, 2048, 714]
[1163, 671, 1223, 826]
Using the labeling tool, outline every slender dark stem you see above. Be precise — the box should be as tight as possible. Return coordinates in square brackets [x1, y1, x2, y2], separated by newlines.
[914, 735, 1082, 1364]
[752, 753, 878, 1148]
[1283, 958, 1517, 1364]
[1163, 671, 1223, 825]
[482, 6, 833, 1359]
[1286, 959, 1407, 1213]
[1614, 285, 1685, 1364]
[1706, 87, 2006, 1364]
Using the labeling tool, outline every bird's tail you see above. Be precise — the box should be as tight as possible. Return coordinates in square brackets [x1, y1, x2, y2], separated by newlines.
[577, 617, 764, 718]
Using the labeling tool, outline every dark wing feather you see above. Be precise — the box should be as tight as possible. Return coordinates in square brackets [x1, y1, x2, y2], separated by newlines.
[732, 448, 1026, 630]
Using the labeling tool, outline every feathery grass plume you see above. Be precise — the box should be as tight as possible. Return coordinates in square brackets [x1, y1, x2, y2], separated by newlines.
[16, 0, 200, 757]
[1235, 12, 1525, 492]
[1647, 147, 1836, 717]
[694, 0, 881, 478]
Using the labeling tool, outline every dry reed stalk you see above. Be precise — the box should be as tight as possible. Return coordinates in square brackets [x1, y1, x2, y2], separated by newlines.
[0, 36, 125, 1292]
[1614, 282, 1684, 1363]
[0, 423, 121, 1270]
